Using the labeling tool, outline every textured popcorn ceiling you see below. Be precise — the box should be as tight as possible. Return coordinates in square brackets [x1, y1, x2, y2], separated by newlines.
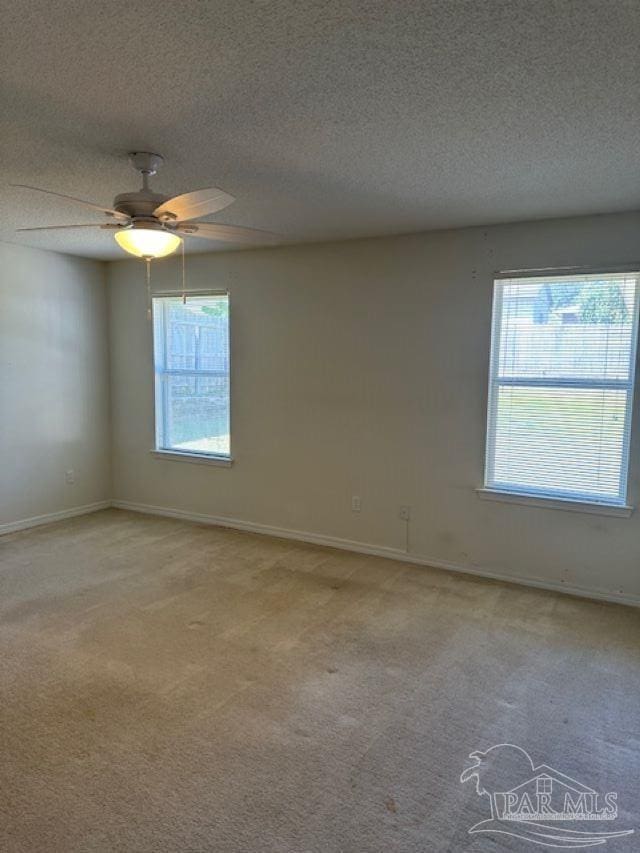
[1, 0, 639, 259]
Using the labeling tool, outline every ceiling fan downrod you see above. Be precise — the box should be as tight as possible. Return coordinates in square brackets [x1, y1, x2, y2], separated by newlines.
[129, 152, 164, 192]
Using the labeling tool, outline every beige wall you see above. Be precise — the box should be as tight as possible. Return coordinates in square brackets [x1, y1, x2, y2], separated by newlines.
[0, 242, 110, 527]
[108, 211, 640, 602]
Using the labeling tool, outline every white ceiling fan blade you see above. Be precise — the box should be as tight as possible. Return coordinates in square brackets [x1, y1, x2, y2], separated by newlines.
[176, 222, 279, 244]
[154, 188, 235, 222]
[16, 223, 122, 232]
[10, 184, 130, 221]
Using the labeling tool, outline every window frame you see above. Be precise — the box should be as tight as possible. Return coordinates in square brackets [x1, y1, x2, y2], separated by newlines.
[482, 269, 640, 513]
[151, 290, 232, 463]
[537, 777, 553, 796]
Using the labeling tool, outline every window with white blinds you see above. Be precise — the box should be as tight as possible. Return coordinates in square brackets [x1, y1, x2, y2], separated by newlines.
[152, 294, 230, 458]
[484, 272, 639, 506]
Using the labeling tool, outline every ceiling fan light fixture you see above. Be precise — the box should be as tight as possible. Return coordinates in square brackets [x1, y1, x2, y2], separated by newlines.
[114, 226, 182, 259]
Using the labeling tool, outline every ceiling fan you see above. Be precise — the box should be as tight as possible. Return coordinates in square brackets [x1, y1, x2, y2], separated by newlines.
[12, 152, 279, 259]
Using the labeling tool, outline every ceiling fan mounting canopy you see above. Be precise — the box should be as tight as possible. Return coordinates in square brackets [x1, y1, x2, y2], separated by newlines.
[12, 150, 280, 259]
[129, 151, 164, 176]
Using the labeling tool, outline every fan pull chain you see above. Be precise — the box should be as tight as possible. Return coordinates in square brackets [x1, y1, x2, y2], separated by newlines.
[145, 257, 152, 319]
[181, 237, 186, 304]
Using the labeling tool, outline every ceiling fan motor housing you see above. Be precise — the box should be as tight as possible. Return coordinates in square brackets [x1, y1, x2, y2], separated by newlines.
[113, 152, 171, 220]
[113, 190, 169, 220]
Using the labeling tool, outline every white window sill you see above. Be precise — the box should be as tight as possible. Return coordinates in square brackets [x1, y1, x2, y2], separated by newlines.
[150, 449, 233, 468]
[476, 487, 633, 518]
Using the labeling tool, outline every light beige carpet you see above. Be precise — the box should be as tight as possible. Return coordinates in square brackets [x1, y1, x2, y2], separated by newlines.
[0, 509, 638, 852]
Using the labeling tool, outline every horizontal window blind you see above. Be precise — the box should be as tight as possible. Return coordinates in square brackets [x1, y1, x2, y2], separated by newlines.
[152, 294, 230, 458]
[485, 272, 639, 505]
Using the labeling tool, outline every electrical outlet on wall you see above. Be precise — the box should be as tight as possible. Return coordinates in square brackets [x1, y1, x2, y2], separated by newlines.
[399, 505, 411, 521]
[65, 469, 75, 485]
[351, 496, 362, 512]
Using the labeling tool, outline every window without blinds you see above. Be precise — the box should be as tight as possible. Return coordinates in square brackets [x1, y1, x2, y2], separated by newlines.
[152, 294, 230, 458]
[484, 272, 639, 506]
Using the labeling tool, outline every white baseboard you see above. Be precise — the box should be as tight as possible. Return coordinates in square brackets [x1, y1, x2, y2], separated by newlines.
[5, 497, 635, 609]
[0, 500, 111, 536]
[111, 499, 640, 609]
